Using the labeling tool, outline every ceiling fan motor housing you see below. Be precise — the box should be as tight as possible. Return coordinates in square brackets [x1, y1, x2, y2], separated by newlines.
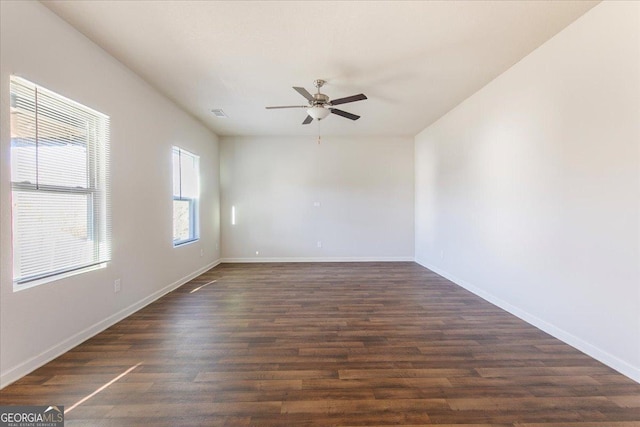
[312, 93, 329, 106]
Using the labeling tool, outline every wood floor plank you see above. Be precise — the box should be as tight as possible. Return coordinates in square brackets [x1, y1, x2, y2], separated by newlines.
[1, 262, 638, 426]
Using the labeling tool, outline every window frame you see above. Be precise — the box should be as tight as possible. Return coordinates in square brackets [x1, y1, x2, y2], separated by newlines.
[172, 146, 200, 247]
[9, 76, 110, 289]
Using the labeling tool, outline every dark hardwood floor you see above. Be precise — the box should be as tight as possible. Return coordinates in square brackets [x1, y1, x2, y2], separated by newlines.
[1, 262, 639, 426]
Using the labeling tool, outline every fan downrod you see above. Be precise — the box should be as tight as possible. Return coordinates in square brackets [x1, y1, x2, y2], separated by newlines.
[312, 79, 329, 105]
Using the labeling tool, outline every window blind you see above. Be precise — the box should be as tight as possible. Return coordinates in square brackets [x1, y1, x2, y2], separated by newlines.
[10, 76, 111, 286]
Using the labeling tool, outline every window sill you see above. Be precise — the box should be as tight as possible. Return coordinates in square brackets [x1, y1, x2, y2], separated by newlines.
[173, 238, 199, 248]
[13, 263, 107, 292]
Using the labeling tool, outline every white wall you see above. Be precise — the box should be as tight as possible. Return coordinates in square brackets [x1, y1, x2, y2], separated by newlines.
[221, 136, 414, 261]
[415, 1, 640, 382]
[0, 1, 220, 387]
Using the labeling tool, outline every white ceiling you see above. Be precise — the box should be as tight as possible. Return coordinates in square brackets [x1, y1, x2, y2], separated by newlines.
[43, 1, 598, 137]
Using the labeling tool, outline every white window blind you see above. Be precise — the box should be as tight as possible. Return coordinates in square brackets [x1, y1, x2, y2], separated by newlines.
[172, 146, 199, 245]
[10, 76, 111, 287]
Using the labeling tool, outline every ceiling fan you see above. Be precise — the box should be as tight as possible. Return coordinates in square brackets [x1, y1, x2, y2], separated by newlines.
[266, 79, 367, 125]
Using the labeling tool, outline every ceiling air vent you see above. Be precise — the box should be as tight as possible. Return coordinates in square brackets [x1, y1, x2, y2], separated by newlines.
[211, 108, 228, 118]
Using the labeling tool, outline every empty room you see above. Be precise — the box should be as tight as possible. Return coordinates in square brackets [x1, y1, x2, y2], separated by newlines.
[1, 0, 639, 426]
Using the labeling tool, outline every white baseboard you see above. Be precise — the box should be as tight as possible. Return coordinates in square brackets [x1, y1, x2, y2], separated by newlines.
[0, 259, 221, 389]
[220, 256, 414, 263]
[414, 258, 640, 384]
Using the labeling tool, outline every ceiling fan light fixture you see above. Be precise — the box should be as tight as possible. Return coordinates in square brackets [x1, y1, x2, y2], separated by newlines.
[306, 106, 330, 120]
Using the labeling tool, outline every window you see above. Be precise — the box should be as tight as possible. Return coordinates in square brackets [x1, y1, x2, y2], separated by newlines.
[172, 146, 199, 245]
[10, 76, 111, 288]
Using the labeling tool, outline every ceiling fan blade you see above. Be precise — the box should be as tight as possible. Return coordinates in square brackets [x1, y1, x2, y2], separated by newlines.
[330, 108, 360, 121]
[293, 87, 314, 102]
[330, 93, 367, 106]
[302, 115, 313, 125]
[265, 105, 307, 109]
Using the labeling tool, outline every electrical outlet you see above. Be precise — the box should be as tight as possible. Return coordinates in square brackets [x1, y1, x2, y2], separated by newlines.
[317, 241, 322, 248]
[200, 248, 204, 257]
[440, 250, 444, 260]
[114, 279, 121, 293]
[313, 201, 321, 207]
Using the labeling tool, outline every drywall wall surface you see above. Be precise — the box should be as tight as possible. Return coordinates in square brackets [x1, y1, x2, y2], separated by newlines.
[220, 136, 414, 261]
[0, 1, 220, 387]
[415, 1, 640, 381]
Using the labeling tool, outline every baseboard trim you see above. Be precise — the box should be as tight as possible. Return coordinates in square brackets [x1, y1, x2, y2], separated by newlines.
[220, 256, 415, 263]
[0, 259, 221, 389]
[414, 258, 640, 384]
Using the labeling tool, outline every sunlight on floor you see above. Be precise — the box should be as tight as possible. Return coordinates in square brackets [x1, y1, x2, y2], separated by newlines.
[65, 362, 141, 414]
[190, 280, 216, 294]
